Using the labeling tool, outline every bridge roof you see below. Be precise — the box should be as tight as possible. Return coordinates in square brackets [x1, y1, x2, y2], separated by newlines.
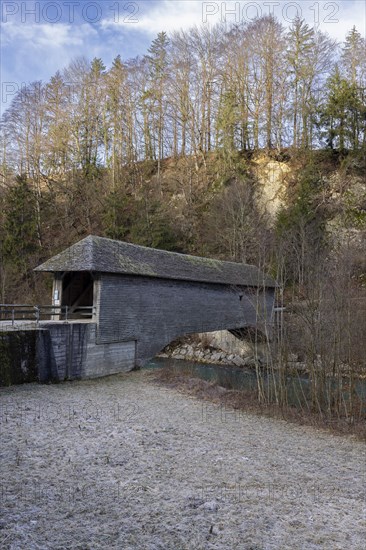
[34, 235, 276, 288]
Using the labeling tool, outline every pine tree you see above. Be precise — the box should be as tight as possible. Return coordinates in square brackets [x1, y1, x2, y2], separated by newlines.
[323, 65, 362, 151]
[3, 175, 40, 274]
[44, 71, 71, 175]
[341, 26, 366, 86]
[146, 32, 170, 178]
[341, 27, 366, 149]
[216, 84, 238, 162]
[106, 55, 128, 188]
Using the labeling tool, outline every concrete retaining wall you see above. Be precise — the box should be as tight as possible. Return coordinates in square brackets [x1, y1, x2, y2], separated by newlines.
[0, 331, 38, 386]
[41, 323, 136, 382]
[0, 323, 136, 387]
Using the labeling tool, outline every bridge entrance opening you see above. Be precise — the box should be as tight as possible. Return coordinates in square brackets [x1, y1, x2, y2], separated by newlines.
[61, 272, 94, 319]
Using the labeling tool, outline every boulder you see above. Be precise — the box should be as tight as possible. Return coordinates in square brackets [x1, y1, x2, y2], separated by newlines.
[232, 356, 246, 367]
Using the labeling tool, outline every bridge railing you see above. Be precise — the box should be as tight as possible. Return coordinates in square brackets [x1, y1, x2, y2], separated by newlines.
[0, 304, 95, 327]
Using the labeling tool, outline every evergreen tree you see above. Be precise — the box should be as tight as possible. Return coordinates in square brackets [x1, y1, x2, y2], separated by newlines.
[341, 27, 366, 149]
[3, 175, 40, 274]
[216, 85, 238, 162]
[276, 166, 328, 286]
[106, 55, 128, 187]
[44, 71, 71, 175]
[322, 66, 362, 151]
[341, 26, 366, 86]
[146, 32, 170, 175]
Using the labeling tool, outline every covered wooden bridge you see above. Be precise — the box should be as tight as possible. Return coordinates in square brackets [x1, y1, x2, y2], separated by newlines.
[33, 235, 276, 380]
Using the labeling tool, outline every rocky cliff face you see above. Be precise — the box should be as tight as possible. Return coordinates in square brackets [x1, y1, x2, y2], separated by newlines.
[252, 154, 291, 221]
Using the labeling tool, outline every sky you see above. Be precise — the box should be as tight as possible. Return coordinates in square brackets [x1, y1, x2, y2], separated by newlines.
[1, 0, 365, 113]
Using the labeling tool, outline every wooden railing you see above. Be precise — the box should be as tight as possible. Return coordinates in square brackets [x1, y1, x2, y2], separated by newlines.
[0, 305, 95, 327]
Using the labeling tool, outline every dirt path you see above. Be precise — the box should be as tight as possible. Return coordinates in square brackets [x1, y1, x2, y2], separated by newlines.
[1, 370, 365, 549]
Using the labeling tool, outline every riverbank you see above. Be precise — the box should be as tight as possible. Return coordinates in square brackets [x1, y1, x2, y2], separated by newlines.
[158, 332, 273, 370]
[159, 333, 366, 379]
[1, 369, 365, 549]
[152, 360, 366, 440]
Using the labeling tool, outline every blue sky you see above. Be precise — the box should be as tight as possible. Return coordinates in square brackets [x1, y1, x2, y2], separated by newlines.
[1, 1, 365, 112]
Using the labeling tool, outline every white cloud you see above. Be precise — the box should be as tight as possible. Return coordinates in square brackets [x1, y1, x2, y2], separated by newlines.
[325, 1, 366, 42]
[134, 1, 204, 34]
[100, 0, 206, 35]
[1, 20, 98, 110]
[1, 20, 97, 48]
[99, 0, 365, 41]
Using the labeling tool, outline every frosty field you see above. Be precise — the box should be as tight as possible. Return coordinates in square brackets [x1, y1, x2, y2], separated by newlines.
[0, 370, 365, 549]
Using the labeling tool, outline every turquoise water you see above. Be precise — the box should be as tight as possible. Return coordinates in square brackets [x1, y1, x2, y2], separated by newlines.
[147, 357, 366, 411]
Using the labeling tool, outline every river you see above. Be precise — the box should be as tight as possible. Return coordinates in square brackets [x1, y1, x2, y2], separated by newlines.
[147, 357, 366, 412]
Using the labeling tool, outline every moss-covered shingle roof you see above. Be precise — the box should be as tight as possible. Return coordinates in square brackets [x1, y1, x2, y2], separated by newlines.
[34, 235, 276, 287]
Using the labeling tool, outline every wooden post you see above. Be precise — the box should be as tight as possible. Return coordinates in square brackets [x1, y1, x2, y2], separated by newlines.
[51, 273, 63, 321]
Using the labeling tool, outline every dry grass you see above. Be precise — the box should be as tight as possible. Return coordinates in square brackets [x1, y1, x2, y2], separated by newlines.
[152, 365, 366, 441]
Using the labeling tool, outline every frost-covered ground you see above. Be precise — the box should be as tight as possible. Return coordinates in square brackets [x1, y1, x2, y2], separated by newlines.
[0, 370, 365, 549]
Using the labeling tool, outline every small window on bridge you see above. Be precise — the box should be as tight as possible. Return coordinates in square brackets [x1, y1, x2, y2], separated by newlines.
[61, 272, 93, 320]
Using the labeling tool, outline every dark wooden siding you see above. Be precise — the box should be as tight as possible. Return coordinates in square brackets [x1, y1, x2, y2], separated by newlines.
[97, 274, 275, 366]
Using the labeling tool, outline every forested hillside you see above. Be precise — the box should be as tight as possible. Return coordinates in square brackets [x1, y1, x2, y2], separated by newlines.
[0, 16, 365, 344]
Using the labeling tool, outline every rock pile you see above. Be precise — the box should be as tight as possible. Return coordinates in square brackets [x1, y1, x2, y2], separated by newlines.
[158, 339, 264, 368]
